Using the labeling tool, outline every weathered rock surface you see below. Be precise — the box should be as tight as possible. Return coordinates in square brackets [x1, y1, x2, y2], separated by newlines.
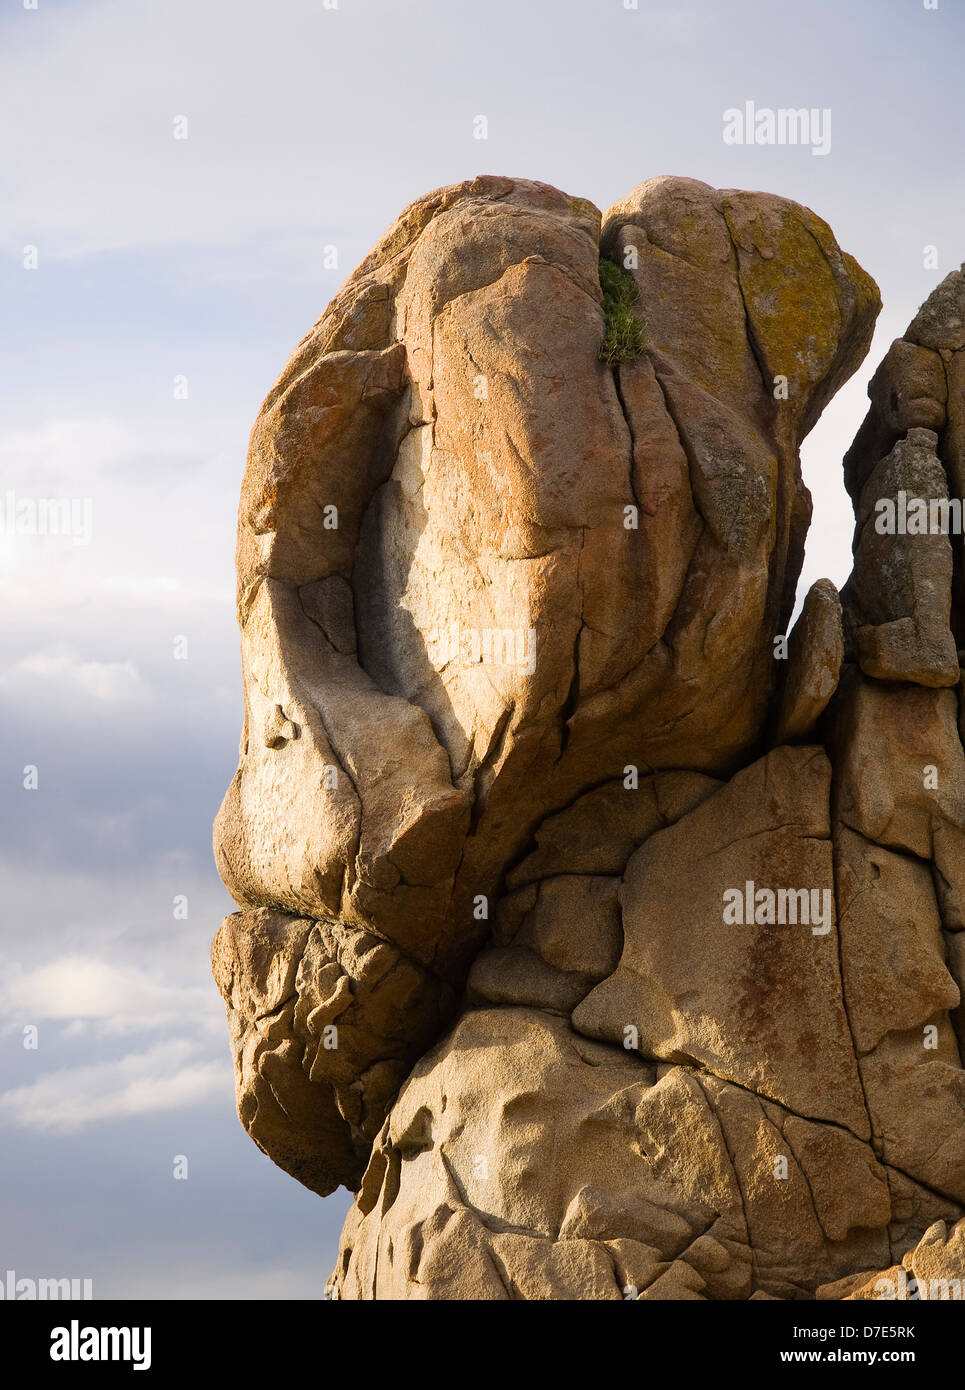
[773, 578, 844, 743]
[212, 179, 965, 1299]
[212, 906, 455, 1193]
[817, 1219, 965, 1300]
[845, 428, 958, 685]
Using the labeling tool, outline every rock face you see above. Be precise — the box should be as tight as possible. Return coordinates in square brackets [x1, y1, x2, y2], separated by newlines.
[212, 175, 965, 1299]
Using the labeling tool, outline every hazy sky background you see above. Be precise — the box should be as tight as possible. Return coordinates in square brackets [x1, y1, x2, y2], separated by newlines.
[1, 0, 962, 1299]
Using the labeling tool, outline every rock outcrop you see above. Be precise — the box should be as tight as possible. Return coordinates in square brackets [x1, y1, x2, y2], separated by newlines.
[212, 174, 965, 1300]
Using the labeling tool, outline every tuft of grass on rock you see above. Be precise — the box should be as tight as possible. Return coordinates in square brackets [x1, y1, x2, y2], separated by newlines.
[598, 257, 646, 365]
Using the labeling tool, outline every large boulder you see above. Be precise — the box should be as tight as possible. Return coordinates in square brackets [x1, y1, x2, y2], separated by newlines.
[213, 178, 965, 1298]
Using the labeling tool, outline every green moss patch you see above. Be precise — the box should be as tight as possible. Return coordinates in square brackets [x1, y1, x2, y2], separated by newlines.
[598, 257, 646, 365]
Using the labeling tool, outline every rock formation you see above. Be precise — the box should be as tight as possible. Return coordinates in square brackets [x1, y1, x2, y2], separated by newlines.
[212, 174, 965, 1299]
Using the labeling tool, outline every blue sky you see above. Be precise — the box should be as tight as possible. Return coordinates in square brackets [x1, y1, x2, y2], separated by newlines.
[1, 0, 962, 1299]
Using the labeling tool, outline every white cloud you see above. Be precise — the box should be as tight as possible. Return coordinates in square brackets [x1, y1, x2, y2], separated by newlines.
[0, 415, 239, 608]
[645, 6, 704, 40]
[0, 417, 130, 480]
[1, 955, 222, 1036]
[0, 1040, 228, 1134]
[104, 575, 180, 595]
[0, 647, 148, 704]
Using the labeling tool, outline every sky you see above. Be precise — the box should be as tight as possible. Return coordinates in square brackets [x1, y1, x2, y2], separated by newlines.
[0, 0, 962, 1301]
